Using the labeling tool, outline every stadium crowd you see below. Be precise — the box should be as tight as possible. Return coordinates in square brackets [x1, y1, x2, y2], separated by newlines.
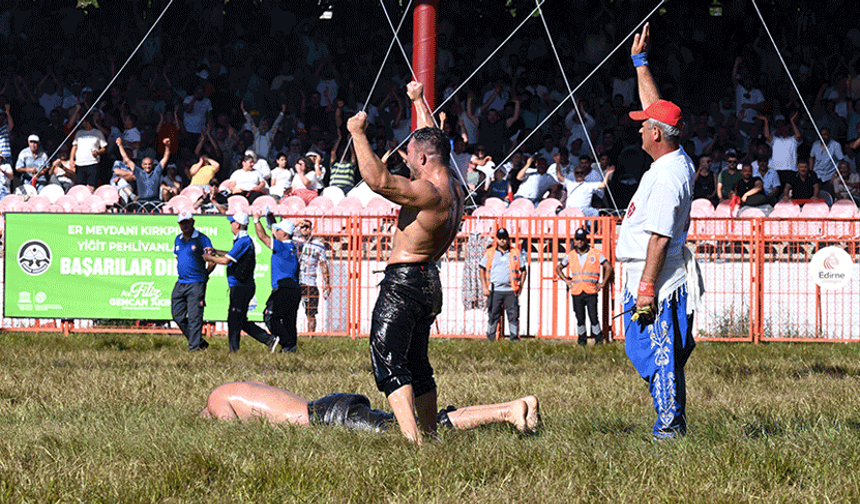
[1, 0, 859, 217]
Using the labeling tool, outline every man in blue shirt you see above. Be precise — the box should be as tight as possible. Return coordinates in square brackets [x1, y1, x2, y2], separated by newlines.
[115, 137, 171, 206]
[172, 211, 214, 351]
[253, 211, 302, 352]
[15, 134, 49, 190]
[204, 211, 278, 353]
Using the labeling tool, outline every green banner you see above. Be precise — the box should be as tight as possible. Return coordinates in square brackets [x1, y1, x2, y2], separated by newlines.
[3, 213, 275, 321]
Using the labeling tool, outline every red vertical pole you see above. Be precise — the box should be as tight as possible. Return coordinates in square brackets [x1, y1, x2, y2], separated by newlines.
[413, 0, 438, 131]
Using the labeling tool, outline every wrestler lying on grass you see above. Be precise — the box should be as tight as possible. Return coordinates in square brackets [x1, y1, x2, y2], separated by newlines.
[201, 381, 540, 434]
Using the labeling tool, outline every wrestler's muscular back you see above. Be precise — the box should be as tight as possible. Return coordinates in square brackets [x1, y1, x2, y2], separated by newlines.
[388, 167, 465, 264]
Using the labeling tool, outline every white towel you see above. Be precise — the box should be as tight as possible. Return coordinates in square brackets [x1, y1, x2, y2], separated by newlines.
[683, 245, 705, 315]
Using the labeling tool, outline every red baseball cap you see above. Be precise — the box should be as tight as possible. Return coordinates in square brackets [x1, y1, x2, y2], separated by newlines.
[629, 99, 683, 128]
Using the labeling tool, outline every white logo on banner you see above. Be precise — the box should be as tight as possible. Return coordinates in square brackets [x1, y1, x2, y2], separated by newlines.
[17, 240, 52, 275]
[810, 246, 855, 290]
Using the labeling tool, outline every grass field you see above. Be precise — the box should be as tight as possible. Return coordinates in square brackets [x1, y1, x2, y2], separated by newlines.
[1, 331, 860, 503]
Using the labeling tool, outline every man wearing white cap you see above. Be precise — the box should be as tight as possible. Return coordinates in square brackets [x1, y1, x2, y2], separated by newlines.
[617, 23, 696, 440]
[253, 211, 302, 352]
[204, 211, 279, 353]
[172, 211, 215, 351]
[15, 134, 49, 190]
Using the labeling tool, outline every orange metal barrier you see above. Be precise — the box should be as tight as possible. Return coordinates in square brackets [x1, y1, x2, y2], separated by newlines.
[3, 215, 859, 342]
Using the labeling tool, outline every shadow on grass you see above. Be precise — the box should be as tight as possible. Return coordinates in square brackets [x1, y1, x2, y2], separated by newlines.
[594, 420, 638, 435]
[788, 362, 855, 379]
[742, 419, 785, 438]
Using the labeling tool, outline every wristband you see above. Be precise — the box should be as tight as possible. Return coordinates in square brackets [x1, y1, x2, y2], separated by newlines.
[638, 281, 655, 297]
[631, 53, 648, 68]
[253, 217, 260, 224]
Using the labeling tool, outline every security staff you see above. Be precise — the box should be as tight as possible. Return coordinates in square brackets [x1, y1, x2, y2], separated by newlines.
[479, 228, 527, 341]
[556, 228, 612, 345]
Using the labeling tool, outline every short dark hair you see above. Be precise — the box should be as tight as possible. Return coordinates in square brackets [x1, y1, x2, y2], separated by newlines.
[411, 127, 450, 166]
[557, 146, 569, 156]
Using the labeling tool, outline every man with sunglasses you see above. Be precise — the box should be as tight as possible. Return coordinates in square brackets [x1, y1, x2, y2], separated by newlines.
[561, 164, 614, 216]
[294, 219, 331, 334]
[717, 151, 743, 203]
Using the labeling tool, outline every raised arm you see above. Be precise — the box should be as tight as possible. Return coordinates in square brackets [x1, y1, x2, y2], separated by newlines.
[406, 81, 433, 130]
[597, 168, 615, 189]
[631, 22, 661, 109]
[505, 96, 521, 128]
[347, 111, 441, 208]
[115, 137, 136, 171]
[4, 103, 13, 132]
[517, 156, 534, 181]
[466, 93, 480, 126]
[790, 111, 802, 142]
[760, 114, 772, 143]
[252, 211, 273, 249]
[159, 138, 171, 169]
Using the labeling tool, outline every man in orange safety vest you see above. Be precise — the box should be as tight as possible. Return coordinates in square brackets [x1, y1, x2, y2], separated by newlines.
[480, 228, 528, 341]
[555, 227, 612, 345]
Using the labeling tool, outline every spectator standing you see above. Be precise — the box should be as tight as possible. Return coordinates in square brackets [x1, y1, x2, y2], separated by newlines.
[171, 211, 214, 352]
[253, 213, 302, 353]
[203, 212, 279, 353]
[809, 127, 843, 190]
[762, 112, 803, 187]
[564, 102, 596, 152]
[0, 102, 14, 161]
[328, 109, 358, 193]
[555, 228, 612, 345]
[241, 101, 286, 161]
[479, 228, 527, 342]
[182, 84, 213, 149]
[70, 117, 108, 190]
[294, 219, 331, 334]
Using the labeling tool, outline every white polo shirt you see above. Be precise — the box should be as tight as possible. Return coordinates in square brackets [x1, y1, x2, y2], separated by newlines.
[617, 148, 694, 299]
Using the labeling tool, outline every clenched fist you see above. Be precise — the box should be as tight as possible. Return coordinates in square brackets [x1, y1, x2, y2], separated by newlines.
[347, 111, 368, 136]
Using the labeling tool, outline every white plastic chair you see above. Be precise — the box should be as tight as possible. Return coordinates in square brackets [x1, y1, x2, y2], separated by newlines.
[39, 184, 66, 204]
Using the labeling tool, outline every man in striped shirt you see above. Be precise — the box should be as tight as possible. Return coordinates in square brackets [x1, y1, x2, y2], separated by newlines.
[294, 219, 331, 333]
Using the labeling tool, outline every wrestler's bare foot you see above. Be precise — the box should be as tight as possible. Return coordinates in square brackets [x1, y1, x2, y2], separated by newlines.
[508, 399, 529, 433]
[522, 395, 540, 431]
